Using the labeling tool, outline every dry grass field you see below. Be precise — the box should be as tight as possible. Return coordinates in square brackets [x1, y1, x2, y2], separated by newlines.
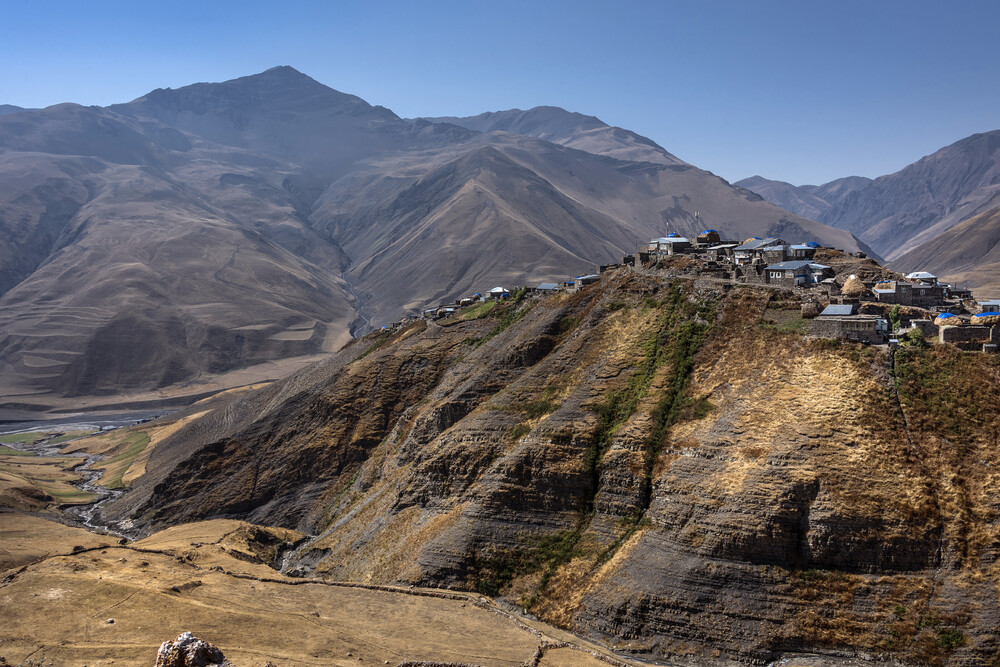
[0, 514, 644, 667]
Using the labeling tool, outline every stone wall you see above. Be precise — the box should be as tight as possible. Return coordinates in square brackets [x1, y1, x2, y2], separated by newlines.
[811, 317, 882, 343]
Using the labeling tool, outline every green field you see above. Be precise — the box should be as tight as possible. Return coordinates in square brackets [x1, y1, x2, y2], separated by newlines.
[0, 445, 37, 457]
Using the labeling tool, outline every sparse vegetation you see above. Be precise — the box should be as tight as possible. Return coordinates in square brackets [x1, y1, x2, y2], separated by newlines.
[475, 298, 535, 347]
[0, 432, 46, 445]
[93, 432, 151, 489]
[0, 445, 37, 456]
[509, 423, 531, 441]
[473, 529, 582, 600]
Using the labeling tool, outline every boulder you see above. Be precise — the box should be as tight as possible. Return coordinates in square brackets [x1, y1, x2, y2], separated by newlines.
[155, 632, 231, 667]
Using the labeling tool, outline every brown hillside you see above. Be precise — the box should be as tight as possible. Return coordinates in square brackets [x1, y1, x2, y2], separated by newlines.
[94, 270, 1000, 666]
[892, 206, 1000, 299]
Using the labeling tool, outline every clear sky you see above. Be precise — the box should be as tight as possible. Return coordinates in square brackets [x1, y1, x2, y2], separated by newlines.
[1, 0, 997, 185]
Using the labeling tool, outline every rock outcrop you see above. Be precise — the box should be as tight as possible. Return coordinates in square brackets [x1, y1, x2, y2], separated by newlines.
[156, 632, 231, 667]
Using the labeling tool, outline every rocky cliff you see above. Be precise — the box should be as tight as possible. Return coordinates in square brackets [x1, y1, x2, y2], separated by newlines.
[106, 271, 1000, 666]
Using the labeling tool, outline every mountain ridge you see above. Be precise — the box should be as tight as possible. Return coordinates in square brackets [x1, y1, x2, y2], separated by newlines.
[737, 130, 1000, 261]
[0, 66, 871, 408]
[421, 105, 686, 166]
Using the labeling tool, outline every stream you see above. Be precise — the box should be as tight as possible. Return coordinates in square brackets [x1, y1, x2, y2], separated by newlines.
[1, 410, 169, 539]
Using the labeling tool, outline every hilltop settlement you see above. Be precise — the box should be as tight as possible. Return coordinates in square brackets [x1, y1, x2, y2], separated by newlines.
[421, 228, 1000, 353]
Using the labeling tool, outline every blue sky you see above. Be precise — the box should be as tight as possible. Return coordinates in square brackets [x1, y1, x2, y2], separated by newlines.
[1, 0, 997, 184]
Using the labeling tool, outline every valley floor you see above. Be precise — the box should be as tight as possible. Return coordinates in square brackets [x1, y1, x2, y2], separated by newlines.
[0, 513, 653, 667]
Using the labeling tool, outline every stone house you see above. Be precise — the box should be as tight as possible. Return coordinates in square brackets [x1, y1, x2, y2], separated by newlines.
[940, 324, 997, 351]
[648, 235, 692, 256]
[872, 281, 946, 307]
[788, 243, 820, 260]
[734, 237, 786, 265]
[811, 305, 887, 343]
[764, 261, 834, 288]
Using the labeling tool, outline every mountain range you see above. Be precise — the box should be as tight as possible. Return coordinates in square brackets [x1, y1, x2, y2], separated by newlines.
[737, 131, 1000, 296]
[0, 66, 867, 410]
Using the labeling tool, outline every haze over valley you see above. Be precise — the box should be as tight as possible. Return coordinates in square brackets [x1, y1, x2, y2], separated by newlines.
[0, 66, 868, 411]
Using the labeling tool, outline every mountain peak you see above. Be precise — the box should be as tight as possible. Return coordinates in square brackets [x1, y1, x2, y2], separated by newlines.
[420, 106, 685, 166]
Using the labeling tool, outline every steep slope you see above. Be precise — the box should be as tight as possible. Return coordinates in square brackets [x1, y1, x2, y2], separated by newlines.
[0, 100, 359, 404]
[823, 131, 1000, 260]
[423, 105, 686, 166]
[893, 206, 1000, 298]
[312, 132, 871, 323]
[736, 175, 874, 223]
[103, 272, 1000, 666]
[808, 174, 873, 203]
[735, 175, 834, 221]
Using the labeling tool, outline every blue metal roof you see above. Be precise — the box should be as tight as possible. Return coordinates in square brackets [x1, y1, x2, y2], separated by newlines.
[699, 229, 719, 234]
[975, 311, 1000, 317]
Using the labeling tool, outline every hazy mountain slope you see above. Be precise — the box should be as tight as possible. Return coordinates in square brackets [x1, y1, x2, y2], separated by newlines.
[740, 132, 1000, 262]
[892, 206, 1000, 298]
[735, 175, 874, 223]
[423, 106, 686, 165]
[0, 105, 28, 116]
[0, 160, 357, 398]
[0, 99, 360, 402]
[103, 273, 1000, 665]
[112, 66, 475, 181]
[734, 175, 833, 221]
[806, 175, 872, 202]
[0, 66, 870, 406]
[311, 132, 871, 323]
[823, 131, 1000, 259]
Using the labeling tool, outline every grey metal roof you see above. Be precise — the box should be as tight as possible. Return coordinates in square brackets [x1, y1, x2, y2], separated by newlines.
[766, 260, 813, 270]
[820, 304, 854, 316]
[536, 282, 560, 290]
[735, 237, 782, 251]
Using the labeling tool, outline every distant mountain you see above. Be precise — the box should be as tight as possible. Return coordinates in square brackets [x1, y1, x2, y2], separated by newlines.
[807, 175, 873, 204]
[735, 176, 835, 221]
[739, 132, 1000, 261]
[735, 175, 873, 222]
[0, 105, 28, 116]
[421, 106, 686, 166]
[0, 67, 869, 408]
[892, 206, 1000, 299]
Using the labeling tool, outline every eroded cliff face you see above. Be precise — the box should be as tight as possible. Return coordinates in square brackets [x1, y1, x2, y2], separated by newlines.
[115, 271, 1000, 666]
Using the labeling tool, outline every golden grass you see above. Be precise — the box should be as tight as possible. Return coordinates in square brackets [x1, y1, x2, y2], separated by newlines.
[122, 410, 211, 485]
[0, 513, 116, 571]
[0, 455, 95, 506]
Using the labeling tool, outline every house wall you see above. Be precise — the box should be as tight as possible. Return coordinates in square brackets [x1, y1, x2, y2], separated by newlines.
[940, 325, 995, 347]
[910, 320, 939, 338]
[812, 317, 882, 343]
